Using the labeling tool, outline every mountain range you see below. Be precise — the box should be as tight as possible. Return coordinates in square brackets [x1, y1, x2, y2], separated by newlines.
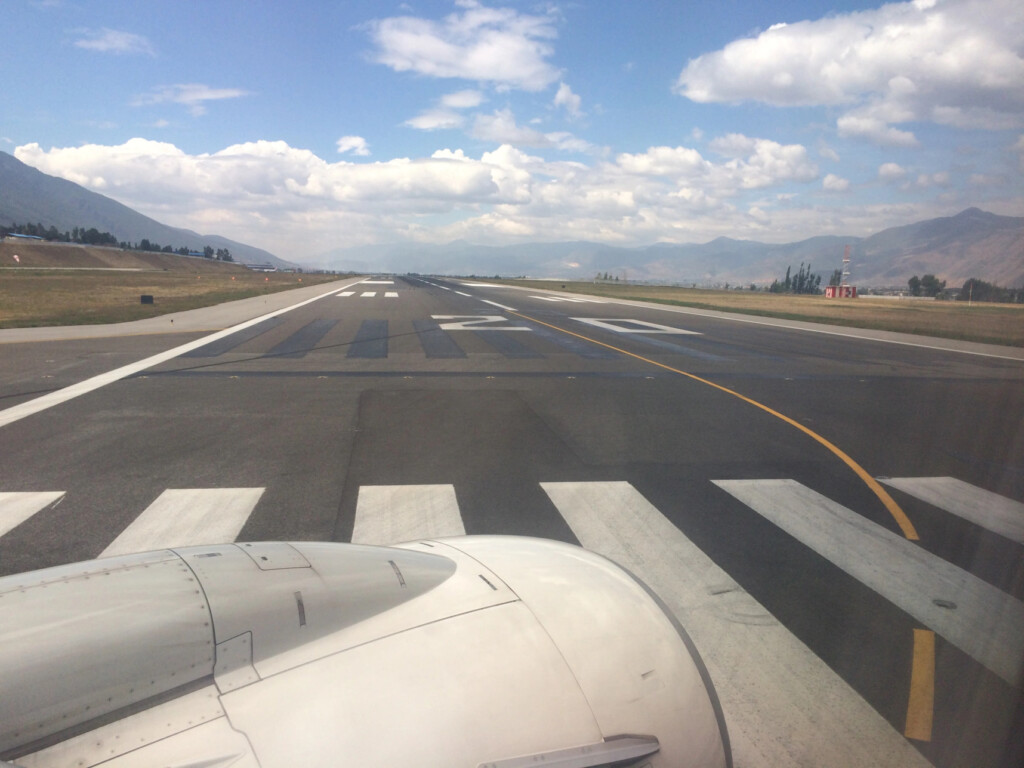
[3, 150, 1021, 287]
[311, 209, 1024, 287]
[0, 151, 292, 269]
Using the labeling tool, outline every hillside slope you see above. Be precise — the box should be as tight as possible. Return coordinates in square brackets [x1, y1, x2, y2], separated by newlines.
[0, 151, 291, 269]
[315, 209, 1024, 287]
[0, 239, 248, 273]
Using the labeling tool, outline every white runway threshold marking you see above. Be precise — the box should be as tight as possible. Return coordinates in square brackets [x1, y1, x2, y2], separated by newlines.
[714, 479, 1024, 687]
[541, 480, 932, 768]
[881, 476, 1024, 545]
[100, 488, 265, 557]
[351, 484, 465, 545]
[0, 492, 65, 537]
[0, 281, 361, 430]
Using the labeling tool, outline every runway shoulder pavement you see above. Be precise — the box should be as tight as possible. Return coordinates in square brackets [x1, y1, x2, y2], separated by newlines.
[0, 278, 360, 344]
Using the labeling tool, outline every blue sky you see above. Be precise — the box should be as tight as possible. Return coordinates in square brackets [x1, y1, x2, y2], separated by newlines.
[3, 0, 1022, 262]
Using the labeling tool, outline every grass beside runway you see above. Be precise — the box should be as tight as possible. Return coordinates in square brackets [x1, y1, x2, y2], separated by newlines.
[503, 280, 1024, 347]
[0, 268, 342, 328]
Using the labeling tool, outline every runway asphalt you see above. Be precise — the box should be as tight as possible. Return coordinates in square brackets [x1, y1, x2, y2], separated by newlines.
[0, 274, 1021, 768]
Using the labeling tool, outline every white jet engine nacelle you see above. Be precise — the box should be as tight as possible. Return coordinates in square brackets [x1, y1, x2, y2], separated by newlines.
[0, 536, 731, 768]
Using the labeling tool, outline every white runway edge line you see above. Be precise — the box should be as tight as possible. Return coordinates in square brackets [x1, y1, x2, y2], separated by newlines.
[714, 479, 1024, 687]
[100, 488, 265, 558]
[0, 281, 361, 430]
[541, 481, 932, 768]
[351, 484, 465, 545]
[0, 491, 65, 537]
[881, 476, 1024, 545]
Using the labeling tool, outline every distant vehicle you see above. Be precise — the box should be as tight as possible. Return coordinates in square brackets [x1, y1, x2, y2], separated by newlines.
[0, 536, 730, 768]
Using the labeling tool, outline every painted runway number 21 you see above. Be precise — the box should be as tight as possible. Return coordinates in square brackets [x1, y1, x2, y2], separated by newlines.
[432, 316, 532, 331]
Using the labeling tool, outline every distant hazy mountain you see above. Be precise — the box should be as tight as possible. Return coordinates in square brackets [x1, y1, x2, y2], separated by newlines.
[0, 151, 292, 269]
[312, 208, 1024, 287]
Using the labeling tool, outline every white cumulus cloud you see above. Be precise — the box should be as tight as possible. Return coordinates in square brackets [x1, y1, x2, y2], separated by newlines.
[878, 162, 907, 181]
[675, 0, 1024, 145]
[367, 0, 561, 91]
[406, 90, 484, 131]
[337, 136, 371, 156]
[553, 82, 582, 118]
[74, 28, 155, 56]
[823, 173, 851, 192]
[470, 109, 550, 146]
[132, 84, 251, 116]
[406, 109, 465, 131]
[441, 89, 485, 108]
[11, 133, 963, 262]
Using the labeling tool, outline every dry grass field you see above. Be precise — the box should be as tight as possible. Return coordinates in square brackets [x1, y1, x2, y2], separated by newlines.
[0, 241, 340, 328]
[507, 279, 1024, 347]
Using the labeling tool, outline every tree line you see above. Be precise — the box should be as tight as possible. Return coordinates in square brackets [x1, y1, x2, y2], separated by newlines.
[905, 274, 1022, 303]
[906, 274, 945, 297]
[955, 277, 1023, 304]
[769, 263, 822, 294]
[2, 222, 232, 262]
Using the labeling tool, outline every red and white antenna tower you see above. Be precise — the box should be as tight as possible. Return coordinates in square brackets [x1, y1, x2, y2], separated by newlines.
[841, 244, 851, 286]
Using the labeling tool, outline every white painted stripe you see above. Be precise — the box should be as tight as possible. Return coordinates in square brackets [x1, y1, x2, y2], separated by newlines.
[385, 292, 399, 298]
[0, 491, 65, 537]
[360, 291, 377, 298]
[480, 299, 517, 311]
[362, 280, 394, 284]
[714, 479, 1024, 686]
[461, 282, 502, 288]
[531, 295, 563, 302]
[572, 317, 700, 335]
[597, 297, 1024, 362]
[881, 477, 1024, 544]
[337, 291, 355, 297]
[432, 316, 531, 331]
[455, 291, 471, 297]
[542, 481, 930, 768]
[352, 485, 465, 545]
[544, 481, 929, 768]
[0, 281, 362, 430]
[100, 488, 265, 557]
